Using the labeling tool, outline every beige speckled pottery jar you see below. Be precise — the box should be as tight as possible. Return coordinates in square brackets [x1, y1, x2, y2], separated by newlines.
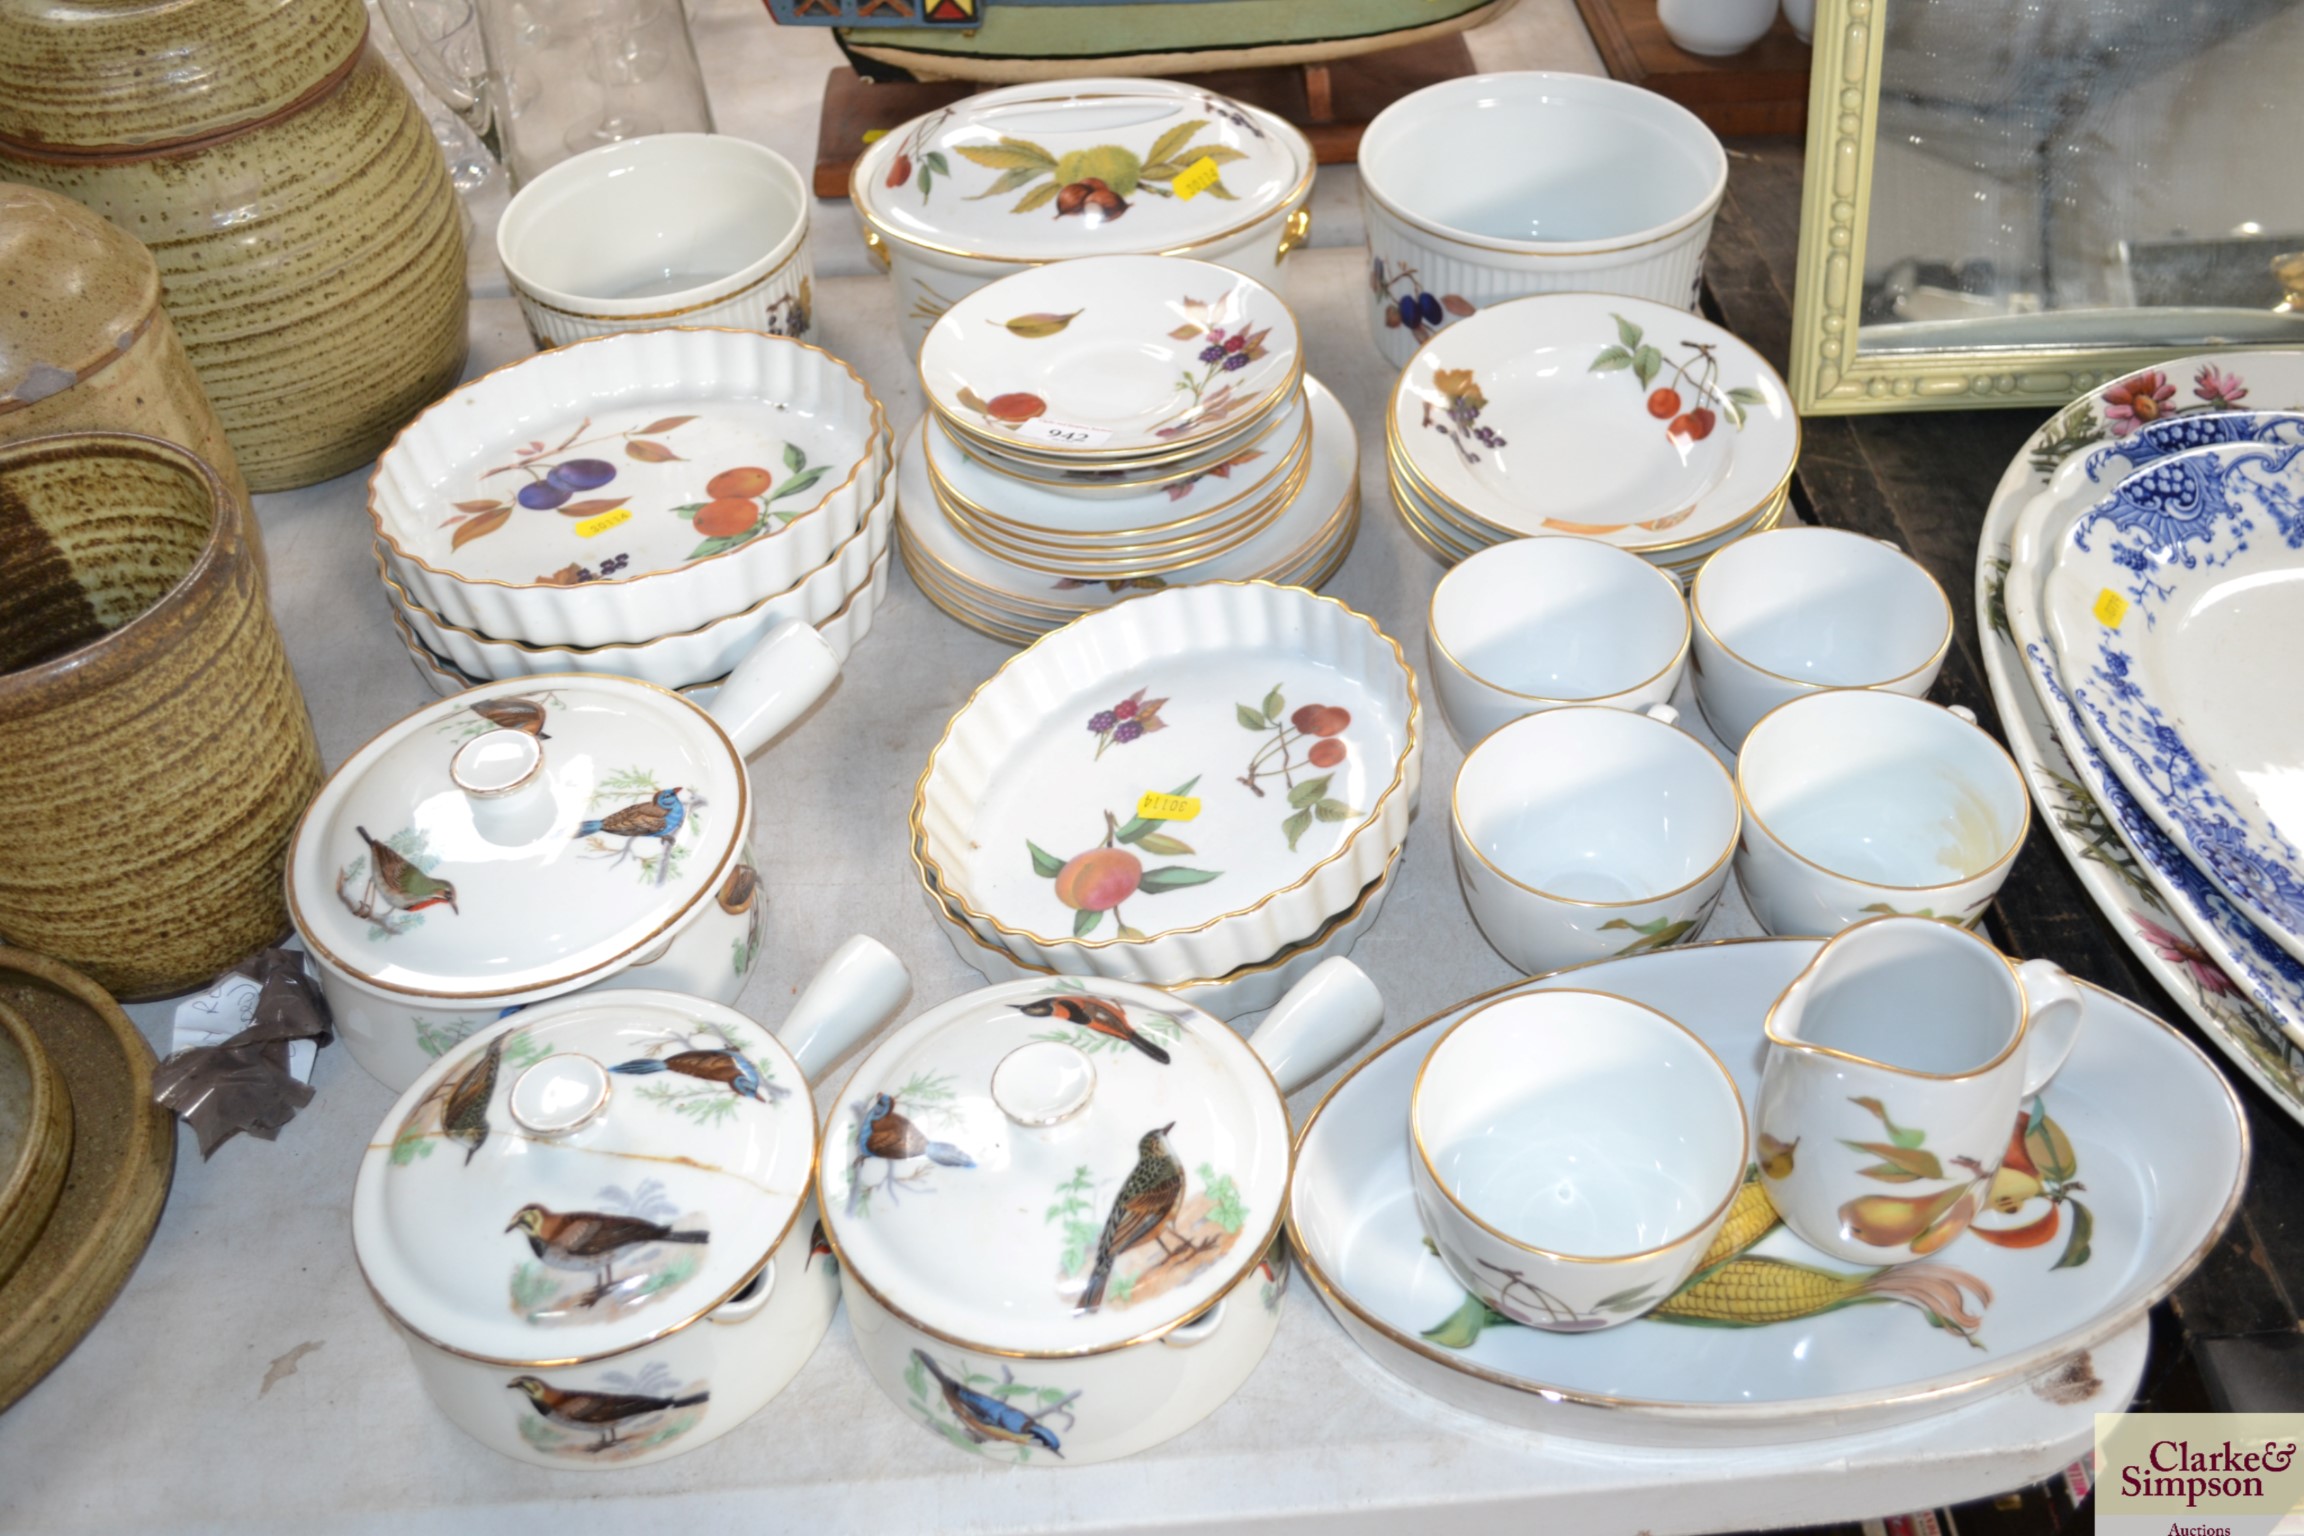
[0, 0, 469, 492]
[0, 432, 321, 998]
[0, 184, 247, 507]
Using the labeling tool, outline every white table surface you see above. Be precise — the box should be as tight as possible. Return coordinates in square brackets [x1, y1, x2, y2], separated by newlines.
[0, 5, 2129, 1531]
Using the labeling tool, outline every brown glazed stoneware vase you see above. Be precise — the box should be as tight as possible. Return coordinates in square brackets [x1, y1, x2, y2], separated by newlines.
[0, 432, 322, 997]
[0, 183, 248, 506]
[0, 0, 469, 493]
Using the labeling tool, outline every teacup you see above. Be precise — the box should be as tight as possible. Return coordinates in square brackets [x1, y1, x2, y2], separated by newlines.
[1411, 989, 1748, 1331]
[1689, 527, 1952, 749]
[1426, 535, 1690, 748]
[1756, 916, 2085, 1265]
[1451, 704, 1739, 974]
[1736, 690, 2028, 935]
[498, 134, 813, 348]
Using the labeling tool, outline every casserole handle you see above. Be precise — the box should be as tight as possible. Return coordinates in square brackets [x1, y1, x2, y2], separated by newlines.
[706, 616, 841, 758]
[1244, 958, 1383, 1097]
[780, 934, 913, 1084]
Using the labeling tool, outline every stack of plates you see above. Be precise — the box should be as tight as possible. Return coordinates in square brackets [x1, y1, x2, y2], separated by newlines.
[367, 329, 895, 693]
[897, 254, 1358, 643]
[910, 582, 1421, 1017]
[1987, 355, 2304, 1088]
[1385, 293, 1797, 581]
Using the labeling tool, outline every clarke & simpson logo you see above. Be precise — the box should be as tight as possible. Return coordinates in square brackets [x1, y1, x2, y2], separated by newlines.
[2097, 1414, 2304, 1536]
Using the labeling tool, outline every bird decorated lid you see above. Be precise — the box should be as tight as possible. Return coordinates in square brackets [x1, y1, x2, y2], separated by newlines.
[817, 975, 1294, 1356]
[286, 680, 748, 1002]
[852, 78, 1311, 266]
[352, 990, 818, 1365]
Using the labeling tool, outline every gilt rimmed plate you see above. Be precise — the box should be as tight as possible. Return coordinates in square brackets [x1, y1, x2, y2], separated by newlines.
[1389, 293, 1795, 551]
[1980, 350, 2304, 1124]
[921, 255, 1301, 462]
[1287, 938, 2244, 1445]
[912, 579, 1419, 983]
[2042, 438, 2304, 961]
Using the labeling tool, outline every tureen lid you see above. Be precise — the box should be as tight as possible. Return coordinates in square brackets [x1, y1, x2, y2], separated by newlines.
[818, 976, 1292, 1355]
[854, 78, 1312, 266]
[352, 992, 813, 1364]
[287, 680, 746, 1001]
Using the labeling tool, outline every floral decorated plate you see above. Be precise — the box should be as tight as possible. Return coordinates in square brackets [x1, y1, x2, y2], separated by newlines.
[920, 255, 1300, 462]
[1389, 293, 1794, 550]
[1288, 938, 2243, 1444]
[1980, 351, 2304, 1123]
[913, 580, 1418, 983]
[371, 329, 886, 647]
[2040, 438, 2304, 960]
[948, 387, 1302, 501]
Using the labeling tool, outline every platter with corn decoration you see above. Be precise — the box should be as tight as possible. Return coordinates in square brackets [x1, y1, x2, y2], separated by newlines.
[1284, 936, 2245, 1446]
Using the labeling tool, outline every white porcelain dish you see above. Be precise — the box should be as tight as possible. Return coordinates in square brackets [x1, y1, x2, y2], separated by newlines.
[944, 386, 1305, 502]
[1390, 294, 1795, 553]
[1359, 73, 1727, 368]
[497, 135, 814, 349]
[385, 480, 892, 688]
[1690, 526, 1952, 749]
[1735, 691, 2029, 937]
[1287, 938, 2246, 1444]
[1659, 0, 1777, 55]
[1983, 354, 2304, 1092]
[352, 944, 910, 1467]
[853, 79, 1316, 354]
[1451, 704, 1738, 975]
[2040, 439, 2304, 960]
[289, 625, 842, 1091]
[370, 328, 887, 647]
[1426, 535, 1691, 747]
[922, 255, 1300, 464]
[1410, 989, 1746, 1331]
[915, 580, 1419, 983]
[819, 962, 1381, 1464]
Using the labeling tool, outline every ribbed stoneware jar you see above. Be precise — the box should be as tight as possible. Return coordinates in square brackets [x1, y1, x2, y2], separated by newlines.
[0, 184, 247, 505]
[0, 0, 469, 492]
[0, 432, 320, 997]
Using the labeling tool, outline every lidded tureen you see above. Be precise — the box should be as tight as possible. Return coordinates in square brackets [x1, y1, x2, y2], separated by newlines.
[285, 624, 835, 1091]
[851, 77, 1316, 352]
[353, 940, 910, 1468]
[817, 958, 1381, 1465]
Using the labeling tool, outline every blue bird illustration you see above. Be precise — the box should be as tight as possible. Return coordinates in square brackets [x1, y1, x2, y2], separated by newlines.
[912, 1351, 1062, 1456]
[848, 1092, 973, 1212]
[610, 1046, 788, 1103]
[576, 787, 688, 883]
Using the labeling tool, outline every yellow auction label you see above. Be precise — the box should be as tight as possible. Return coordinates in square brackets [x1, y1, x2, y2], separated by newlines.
[861, 128, 888, 144]
[575, 506, 632, 539]
[1172, 157, 1223, 200]
[1136, 792, 1202, 822]
[2095, 587, 2130, 628]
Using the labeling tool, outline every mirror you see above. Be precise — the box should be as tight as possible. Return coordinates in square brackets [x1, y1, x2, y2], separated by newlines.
[1789, 0, 2304, 414]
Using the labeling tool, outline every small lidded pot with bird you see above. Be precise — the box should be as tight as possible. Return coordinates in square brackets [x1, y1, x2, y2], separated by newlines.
[352, 937, 912, 1468]
[817, 958, 1384, 1465]
[284, 625, 839, 1091]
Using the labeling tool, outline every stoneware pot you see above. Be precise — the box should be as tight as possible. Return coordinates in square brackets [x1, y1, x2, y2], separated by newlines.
[851, 78, 1316, 355]
[0, 994, 71, 1288]
[283, 623, 843, 1092]
[0, 431, 320, 997]
[0, 184, 245, 504]
[0, 0, 468, 492]
[352, 938, 913, 1469]
[820, 958, 1384, 1465]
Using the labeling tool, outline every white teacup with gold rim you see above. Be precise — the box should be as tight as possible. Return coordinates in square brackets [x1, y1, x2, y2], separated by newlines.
[1450, 703, 1739, 975]
[1755, 916, 2085, 1267]
[1735, 689, 2029, 936]
[1409, 989, 1748, 1332]
[1426, 534, 1690, 748]
[1689, 526, 1953, 750]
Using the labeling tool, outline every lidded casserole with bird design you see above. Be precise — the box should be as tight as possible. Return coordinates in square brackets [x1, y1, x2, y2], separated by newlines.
[284, 679, 764, 1092]
[819, 976, 1293, 1355]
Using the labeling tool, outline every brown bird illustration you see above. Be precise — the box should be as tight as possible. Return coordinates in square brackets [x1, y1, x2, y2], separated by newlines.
[355, 825, 459, 916]
[1078, 1123, 1184, 1313]
[507, 1204, 710, 1304]
[609, 1045, 786, 1102]
[441, 1031, 507, 1165]
[1018, 995, 1171, 1064]
[506, 1375, 707, 1452]
[575, 787, 687, 883]
[471, 696, 550, 739]
[717, 863, 759, 915]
